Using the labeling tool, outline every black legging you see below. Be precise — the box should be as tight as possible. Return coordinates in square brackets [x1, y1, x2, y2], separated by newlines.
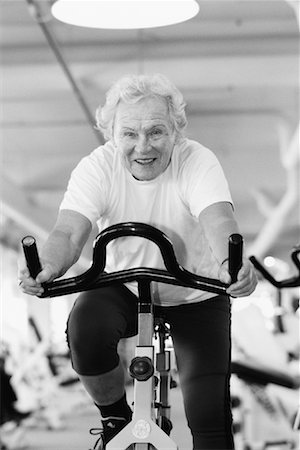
[66, 284, 234, 449]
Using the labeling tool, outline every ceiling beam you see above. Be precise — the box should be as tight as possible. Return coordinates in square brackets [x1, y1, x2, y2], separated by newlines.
[2, 54, 298, 102]
[1, 34, 298, 66]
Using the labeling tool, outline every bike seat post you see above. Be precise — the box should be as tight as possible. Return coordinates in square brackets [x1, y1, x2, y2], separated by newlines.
[137, 280, 154, 346]
[132, 279, 154, 419]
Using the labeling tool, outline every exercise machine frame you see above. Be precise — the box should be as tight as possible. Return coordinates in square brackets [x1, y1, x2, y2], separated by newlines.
[22, 222, 243, 450]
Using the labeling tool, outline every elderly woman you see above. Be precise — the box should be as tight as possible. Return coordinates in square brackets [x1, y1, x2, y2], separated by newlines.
[19, 74, 257, 449]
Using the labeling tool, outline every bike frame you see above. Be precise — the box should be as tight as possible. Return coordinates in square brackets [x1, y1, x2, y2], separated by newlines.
[106, 280, 177, 450]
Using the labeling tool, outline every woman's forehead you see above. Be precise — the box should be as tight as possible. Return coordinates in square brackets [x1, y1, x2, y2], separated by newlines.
[115, 96, 169, 125]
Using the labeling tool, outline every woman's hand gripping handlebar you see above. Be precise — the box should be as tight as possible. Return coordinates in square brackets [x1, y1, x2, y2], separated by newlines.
[22, 222, 244, 298]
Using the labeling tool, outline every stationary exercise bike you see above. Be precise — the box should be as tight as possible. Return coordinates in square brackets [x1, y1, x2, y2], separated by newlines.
[22, 222, 243, 450]
[230, 246, 300, 450]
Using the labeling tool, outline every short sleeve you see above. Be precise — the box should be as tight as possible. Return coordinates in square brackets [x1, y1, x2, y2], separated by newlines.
[59, 148, 110, 226]
[179, 143, 233, 218]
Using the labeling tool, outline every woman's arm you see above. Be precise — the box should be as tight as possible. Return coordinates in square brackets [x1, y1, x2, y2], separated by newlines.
[19, 209, 92, 296]
[199, 201, 257, 297]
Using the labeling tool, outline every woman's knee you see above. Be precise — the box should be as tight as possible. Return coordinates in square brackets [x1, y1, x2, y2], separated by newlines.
[67, 292, 119, 348]
[65, 288, 130, 375]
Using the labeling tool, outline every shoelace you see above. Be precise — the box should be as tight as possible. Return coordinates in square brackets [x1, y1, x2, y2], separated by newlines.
[89, 428, 104, 450]
[88, 417, 129, 449]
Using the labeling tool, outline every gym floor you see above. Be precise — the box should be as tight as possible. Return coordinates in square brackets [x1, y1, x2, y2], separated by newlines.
[17, 382, 193, 450]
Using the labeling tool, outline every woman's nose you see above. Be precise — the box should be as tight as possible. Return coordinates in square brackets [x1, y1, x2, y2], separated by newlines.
[135, 134, 149, 154]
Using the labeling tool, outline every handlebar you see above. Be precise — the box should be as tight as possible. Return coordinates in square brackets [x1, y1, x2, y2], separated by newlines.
[249, 246, 300, 288]
[228, 234, 243, 283]
[22, 222, 243, 298]
[22, 236, 42, 279]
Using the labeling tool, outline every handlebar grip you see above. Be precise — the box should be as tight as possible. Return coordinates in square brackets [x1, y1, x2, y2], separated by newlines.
[22, 236, 42, 279]
[228, 233, 243, 283]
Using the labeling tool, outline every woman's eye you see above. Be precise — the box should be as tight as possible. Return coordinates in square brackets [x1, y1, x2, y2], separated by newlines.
[124, 131, 136, 138]
[150, 129, 163, 136]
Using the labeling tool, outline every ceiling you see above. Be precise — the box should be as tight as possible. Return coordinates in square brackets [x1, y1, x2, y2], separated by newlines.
[1, 0, 299, 268]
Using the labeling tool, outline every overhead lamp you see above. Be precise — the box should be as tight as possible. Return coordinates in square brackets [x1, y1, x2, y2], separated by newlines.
[51, 0, 200, 30]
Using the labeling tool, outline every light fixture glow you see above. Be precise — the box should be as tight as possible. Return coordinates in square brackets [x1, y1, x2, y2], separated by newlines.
[51, 0, 200, 30]
[264, 256, 276, 268]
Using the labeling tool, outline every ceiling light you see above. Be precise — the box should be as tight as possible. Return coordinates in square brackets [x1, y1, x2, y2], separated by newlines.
[51, 0, 199, 29]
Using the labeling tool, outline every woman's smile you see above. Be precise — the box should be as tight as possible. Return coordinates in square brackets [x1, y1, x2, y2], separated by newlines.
[135, 158, 156, 165]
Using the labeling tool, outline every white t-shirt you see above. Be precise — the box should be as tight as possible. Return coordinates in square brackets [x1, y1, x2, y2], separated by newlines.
[60, 138, 232, 306]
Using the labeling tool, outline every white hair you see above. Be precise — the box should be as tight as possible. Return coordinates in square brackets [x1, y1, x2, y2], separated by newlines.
[95, 73, 187, 140]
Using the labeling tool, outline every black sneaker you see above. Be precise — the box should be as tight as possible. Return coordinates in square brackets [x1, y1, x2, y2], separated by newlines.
[89, 416, 131, 449]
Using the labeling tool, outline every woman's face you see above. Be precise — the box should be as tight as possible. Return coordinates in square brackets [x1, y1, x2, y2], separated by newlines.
[113, 96, 177, 181]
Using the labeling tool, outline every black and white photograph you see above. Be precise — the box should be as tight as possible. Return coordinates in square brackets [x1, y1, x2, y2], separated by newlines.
[1, 1, 299, 449]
